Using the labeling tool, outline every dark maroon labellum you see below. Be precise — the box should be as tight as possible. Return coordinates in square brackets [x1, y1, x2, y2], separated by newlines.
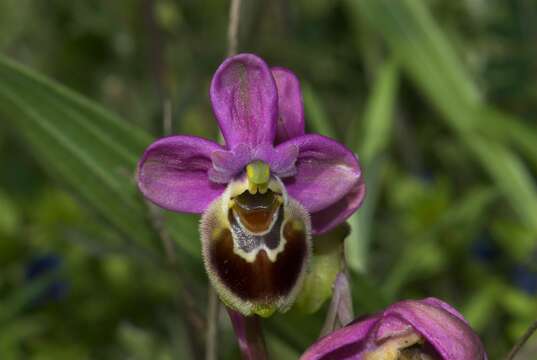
[201, 183, 311, 316]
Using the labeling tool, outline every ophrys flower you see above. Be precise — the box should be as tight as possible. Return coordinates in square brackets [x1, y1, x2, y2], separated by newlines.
[137, 54, 365, 316]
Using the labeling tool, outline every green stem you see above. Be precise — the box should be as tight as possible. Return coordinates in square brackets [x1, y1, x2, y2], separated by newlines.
[505, 318, 537, 360]
[205, 287, 220, 360]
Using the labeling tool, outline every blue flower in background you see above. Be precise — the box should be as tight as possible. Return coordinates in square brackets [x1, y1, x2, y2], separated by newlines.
[471, 231, 501, 263]
[25, 254, 69, 307]
[513, 263, 537, 295]
[472, 232, 537, 295]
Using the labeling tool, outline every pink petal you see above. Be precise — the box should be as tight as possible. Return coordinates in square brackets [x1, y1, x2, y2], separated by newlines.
[272, 67, 305, 143]
[310, 177, 366, 234]
[210, 53, 278, 149]
[137, 135, 225, 213]
[282, 134, 363, 217]
[300, 316, 379, 360]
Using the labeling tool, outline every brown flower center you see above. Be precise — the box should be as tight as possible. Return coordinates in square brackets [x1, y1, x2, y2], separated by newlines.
[200, 179, 312, 316]
[232, 190, 281, 233]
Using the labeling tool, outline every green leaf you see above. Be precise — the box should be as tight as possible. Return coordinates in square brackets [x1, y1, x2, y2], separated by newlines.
[0, 56, 153, 248]
[0, 271, 58, 323]
[348, 0, 480, 128]
[479, 107, 537, 171]
[462, 282, 501, 331]
[0, 189, 19, 237]
[383, 186, 499, 296]
[346, 60, 399, 272]
[468, 136, 537, 230]
[0, 56, 200, 259]
[302, 84, 337, 139]
[349, 0, 537, 233]
[357, 60, 399, 164]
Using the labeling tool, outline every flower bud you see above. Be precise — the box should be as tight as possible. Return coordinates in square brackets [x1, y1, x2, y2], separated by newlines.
[301, 298, 487, 360]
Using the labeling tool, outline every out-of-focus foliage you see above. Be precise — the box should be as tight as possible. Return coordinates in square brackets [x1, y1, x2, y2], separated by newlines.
[0, 0, 536, 359]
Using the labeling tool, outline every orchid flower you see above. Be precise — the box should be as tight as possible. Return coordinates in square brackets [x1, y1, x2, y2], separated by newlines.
[137, 53, 365, 316]
[301, 297, 487, 360]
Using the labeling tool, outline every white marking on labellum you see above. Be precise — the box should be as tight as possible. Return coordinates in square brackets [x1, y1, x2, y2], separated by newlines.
[200, 175, 312, 316]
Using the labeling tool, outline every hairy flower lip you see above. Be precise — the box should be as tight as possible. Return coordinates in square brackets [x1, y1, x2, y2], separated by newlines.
[137, 53, 365, 235]
[200, 178, 312, 316]
[300, 297, 487, 360]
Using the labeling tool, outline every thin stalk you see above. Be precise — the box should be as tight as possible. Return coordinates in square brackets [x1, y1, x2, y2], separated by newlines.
[227, 0, 242, 56]
[142, 0, 169, 105]
[142, 101, 204, 359]
[205, 288, 220, 360]
[227, 309, 268, 360]
[505, 318, 537, 360]
[145, 200, 204, 360]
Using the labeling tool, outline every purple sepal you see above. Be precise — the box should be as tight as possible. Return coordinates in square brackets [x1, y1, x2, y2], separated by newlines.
[384, 299, 486, 360]
[375, 316, 412, 342]
[209, 144, 253, 184]
[272, 67, 305, 144]
[302, 316, 379, 360]
[300, 297, 487, 360]
[310, 177, 366, 234]
[210, 54, 278, 149]
[137, 135, 226, 213]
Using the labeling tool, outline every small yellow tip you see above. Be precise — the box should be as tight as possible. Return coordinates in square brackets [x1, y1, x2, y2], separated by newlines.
[246, 161, 270, 194]
[253, 305, 277, 318]
[290, 219, 304, 232]
[258, 183, 268, 194]
[248, 182, 258, 195]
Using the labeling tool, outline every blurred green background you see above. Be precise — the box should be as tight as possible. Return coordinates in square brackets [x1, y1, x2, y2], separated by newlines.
[1, 0, 537, 359]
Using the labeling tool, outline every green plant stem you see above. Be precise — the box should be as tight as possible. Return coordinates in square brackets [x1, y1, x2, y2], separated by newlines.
[505, 318, 537, 360]
[205, 287, 220, 360]
[227, 0, 242, 56]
